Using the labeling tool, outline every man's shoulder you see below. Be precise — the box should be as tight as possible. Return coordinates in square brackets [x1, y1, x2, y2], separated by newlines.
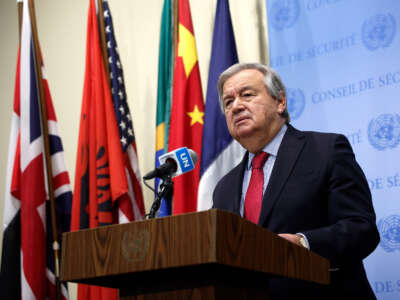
[288, 126, 355, 161]
[289, 125, 346, 143]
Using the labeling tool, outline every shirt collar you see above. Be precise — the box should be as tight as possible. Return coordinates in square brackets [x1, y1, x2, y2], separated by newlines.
[247, 124, 288, 169]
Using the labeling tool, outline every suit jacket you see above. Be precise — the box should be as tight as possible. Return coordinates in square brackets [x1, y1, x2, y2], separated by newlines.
[213, 125, 379, 300]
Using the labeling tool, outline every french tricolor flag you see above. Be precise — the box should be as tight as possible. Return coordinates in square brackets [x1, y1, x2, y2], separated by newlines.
[197, 0, 245, 211]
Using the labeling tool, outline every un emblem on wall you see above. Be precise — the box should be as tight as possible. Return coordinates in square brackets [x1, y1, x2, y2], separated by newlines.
[378, 215, 400, 253]
[270, 0, 300, 31]
[368, 113, 400, 150]
[362, 14, 396, 51]
[286, 88, 305, 120]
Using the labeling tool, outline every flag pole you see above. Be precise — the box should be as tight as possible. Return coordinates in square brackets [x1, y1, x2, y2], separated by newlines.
[18, 0, 23, 44]
[97, 0, 111, 81]
[27, 0, 62, 299]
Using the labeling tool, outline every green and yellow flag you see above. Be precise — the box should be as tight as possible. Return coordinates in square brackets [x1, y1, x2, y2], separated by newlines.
[155, 0, 174, 216]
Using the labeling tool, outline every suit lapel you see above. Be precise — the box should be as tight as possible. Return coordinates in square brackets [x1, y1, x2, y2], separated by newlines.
[227, 152, 249, 214]
[258, 125, 306, 226]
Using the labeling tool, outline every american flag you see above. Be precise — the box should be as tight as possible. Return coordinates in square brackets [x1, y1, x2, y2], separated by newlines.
[0, 0, 72, 299]
[101, 0, 145, 222]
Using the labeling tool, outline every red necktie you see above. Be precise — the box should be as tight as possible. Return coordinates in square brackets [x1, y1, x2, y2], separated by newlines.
[244, 152, 269, 224]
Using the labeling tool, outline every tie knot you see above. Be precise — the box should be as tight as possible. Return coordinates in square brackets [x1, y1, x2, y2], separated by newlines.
[252, 152, 269, 169]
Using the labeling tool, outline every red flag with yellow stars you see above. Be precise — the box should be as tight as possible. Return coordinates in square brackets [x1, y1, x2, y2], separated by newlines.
[168, 0, 205, 214]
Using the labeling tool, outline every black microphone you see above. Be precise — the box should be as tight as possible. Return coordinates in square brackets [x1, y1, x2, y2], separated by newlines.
[143, 147, 198, 180]
[143, 158, 177, 180]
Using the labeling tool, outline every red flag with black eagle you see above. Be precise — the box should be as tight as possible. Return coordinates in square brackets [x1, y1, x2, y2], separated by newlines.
[71, 0, 145, 299]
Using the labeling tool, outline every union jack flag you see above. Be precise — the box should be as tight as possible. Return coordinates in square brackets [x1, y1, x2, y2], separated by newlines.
[0, 0, 72, 299]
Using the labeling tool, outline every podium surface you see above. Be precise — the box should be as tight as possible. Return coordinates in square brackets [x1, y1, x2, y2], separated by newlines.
[61, 209, 329, 299]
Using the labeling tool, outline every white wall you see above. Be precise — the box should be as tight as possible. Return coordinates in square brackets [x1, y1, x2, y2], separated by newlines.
[0, 0, 268, 299]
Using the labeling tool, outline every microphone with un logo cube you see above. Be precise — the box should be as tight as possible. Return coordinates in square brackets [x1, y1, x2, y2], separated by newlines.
[143, 147, 198, 218]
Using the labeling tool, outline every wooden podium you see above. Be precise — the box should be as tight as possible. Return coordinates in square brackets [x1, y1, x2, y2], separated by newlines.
[61, 209, 329, 299]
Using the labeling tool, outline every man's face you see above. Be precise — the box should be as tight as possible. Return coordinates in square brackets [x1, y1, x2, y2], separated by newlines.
[222, 69, 285, 143]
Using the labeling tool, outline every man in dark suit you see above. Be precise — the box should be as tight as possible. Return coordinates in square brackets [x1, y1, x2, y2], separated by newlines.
[212, 63, 379, 299]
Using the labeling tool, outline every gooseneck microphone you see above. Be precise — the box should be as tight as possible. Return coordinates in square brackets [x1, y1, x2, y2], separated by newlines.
[142, 158, 177, 180]
[143, 147, 198, 219]
[143, 147, 198, 180]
